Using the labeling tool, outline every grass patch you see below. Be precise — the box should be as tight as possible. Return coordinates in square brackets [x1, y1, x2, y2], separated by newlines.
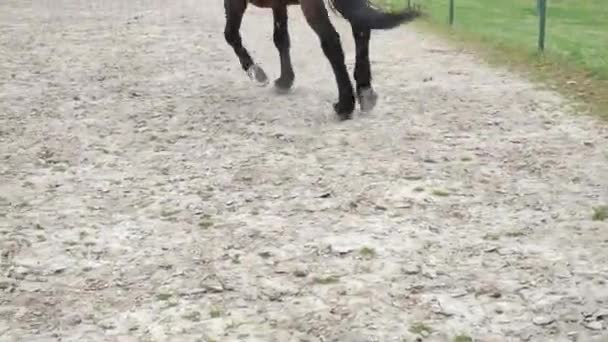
[359, 246, 377, 258]
[592, 205, 608, 221]
[432, 189, 450, 197]
[505, 230, 526, 237]
[198, 218, 213, 229]
[453, 335, 473, 342]
[156, 293, 173, 301]
[377, 0, 608, 120]
[409, 322, 433, 335]
[413, 186, 425, 192]
[313, 275, 340, 285]
[209, 307, 222, 318]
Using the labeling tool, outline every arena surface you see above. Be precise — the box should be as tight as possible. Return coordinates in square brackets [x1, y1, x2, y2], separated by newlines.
[1, 0, 607, 341]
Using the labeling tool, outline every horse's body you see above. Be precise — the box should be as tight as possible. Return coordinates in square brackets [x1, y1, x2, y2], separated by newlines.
[248, 0, 299, 7]
[224, 0, 421, 120]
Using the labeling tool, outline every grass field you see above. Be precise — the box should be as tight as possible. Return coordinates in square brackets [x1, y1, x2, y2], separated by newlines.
[375, 0, 608, 118]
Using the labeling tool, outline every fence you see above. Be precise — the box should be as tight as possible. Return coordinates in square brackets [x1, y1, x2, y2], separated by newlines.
[394, 0, 607, 81]
[439, 0, 547, 51]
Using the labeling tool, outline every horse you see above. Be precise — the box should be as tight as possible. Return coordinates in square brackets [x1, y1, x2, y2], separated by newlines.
[223, 0, 422, 120]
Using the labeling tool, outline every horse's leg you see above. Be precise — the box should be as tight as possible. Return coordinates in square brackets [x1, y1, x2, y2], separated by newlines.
[352, 25, 377, 112]
[300, 0, 355, 120]
[224, 0, 268, 84]
[273, 4, 295, 92]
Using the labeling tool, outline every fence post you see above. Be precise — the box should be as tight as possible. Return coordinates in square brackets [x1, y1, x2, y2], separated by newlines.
[449, 0, 454, 25]
[538, 0, 547, 51]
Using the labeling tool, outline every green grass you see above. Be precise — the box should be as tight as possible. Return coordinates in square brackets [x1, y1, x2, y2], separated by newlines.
[453, 335, 473, 342]
[375, 0, 608, 119]
[156, 293, 173, 301]
[432, 189, 450, 197]
[209, 307, 222, 318]
[359, 246, 377, 258]
[592, 205, 608, 221]
[408, 322, 433, 335]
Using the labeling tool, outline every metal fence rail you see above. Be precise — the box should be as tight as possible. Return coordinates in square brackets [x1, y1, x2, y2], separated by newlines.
[412, 0, 549, 52]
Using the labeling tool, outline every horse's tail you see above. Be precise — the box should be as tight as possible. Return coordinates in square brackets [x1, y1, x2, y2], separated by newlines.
[328, 0, 422, 30]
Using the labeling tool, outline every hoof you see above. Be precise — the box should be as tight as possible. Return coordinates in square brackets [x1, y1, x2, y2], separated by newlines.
[333, 98, 355, 121]
[358, 87, 378, 113]
[274, 77, 294, 94]
[247, 64, 268, 86]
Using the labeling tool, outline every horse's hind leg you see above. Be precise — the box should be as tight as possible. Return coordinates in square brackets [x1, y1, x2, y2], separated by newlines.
[224, 0, 268, 85]
[352, 25, 377, 112]
[273, 4, 295, 92]
[301, 0, 355, 120]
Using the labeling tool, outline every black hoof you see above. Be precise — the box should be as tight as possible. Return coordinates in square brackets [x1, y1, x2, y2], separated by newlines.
[274, 76, 294, 94]
[247, 64, 269, 86]
[333, 98, 355, 121]
[358, 87, 378, 113]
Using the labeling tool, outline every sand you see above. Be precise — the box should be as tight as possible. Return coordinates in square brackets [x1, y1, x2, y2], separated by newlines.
[1, 0, 607, 341]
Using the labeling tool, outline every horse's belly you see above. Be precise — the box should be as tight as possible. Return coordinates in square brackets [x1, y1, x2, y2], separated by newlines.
[249, 0, 299, 8]
[249, 0, 272, 7]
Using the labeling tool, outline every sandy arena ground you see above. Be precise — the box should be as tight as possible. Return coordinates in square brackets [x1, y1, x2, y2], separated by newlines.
[1, 0, 607, 341]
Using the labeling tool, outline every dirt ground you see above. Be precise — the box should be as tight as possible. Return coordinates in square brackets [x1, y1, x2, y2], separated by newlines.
[1, 0, 607, 341]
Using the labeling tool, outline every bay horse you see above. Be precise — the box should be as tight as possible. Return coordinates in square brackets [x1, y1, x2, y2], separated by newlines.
[224, 0, 422, 120]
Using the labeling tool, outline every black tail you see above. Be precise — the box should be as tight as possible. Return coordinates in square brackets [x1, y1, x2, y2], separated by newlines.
[328, 0, 422, 30]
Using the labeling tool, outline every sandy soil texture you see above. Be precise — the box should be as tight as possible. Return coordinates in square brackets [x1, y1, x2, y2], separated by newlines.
[1, 0, 607, 341]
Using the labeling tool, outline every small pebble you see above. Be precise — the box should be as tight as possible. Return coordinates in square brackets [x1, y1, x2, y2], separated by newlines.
[422, 267, 436, 279]
[583, 321, 603, 331]
[12, 266, 29, 280]
[98, 320, 116, 330]
[201, 279, 224, 293]
[293, 268, 308, 278]
[65, 314, 82, 326]
[532, 316, 555, 326]
[0, 278, 16, 290]
[567, 331, 578, 341]
[594, 308, 608, 320]
[489, 291, 502, 299]
[336, 332, 369, 342]
[402, 264, 420, 275]
[331, 244, 354, 255]
[451, 290, 468, 298]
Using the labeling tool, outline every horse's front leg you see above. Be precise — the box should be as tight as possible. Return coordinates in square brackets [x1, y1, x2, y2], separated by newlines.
[351, 25, 377, 112]
[224, 0, 268, 85]
[273, 4, 295, 92]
